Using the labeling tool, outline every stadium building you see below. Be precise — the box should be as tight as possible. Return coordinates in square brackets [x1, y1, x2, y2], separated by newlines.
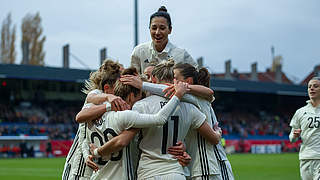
[0, 61, 317, 157]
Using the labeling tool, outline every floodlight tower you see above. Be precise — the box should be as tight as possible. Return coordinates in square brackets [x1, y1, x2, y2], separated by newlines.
[134, 0, 138, 47]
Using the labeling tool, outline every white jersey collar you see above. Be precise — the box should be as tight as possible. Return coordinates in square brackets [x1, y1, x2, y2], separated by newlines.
[149, 40, 173, 54]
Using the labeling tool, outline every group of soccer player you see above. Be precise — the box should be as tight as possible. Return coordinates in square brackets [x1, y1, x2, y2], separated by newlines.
[62, 5, 235, 180]
[62, 58, 234, 180]
[59, 4, 320, 179]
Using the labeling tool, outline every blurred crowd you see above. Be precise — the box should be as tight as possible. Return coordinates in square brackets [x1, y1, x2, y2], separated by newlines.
[216, 106, 292, 139]
[0, 100, 293, 140]
[0, 101, 80, 140]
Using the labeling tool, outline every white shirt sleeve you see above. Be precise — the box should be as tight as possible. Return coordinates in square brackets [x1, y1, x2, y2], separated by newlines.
[117, 96, 180, 129]
[183, 50, 198, 69]
[88, 89, 102, 95]
[82, 130, 90, 160]
[289, 110, 301, 142]
[190, 105, 206, 129]
[142, 82, 200, 108]
[131, 47, 142, 74]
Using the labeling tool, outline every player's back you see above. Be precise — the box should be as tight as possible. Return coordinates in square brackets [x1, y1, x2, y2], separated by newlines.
[87, 110, 134, 180]
[185, 98, 228, 178]
[133, 95, 205, 179]
[62, 89, 103, 180]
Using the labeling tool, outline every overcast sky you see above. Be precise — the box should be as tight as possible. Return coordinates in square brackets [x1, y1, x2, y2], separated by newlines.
[1, 0, 319, 83]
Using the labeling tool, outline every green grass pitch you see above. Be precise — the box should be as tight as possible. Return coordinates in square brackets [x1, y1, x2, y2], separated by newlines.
[0, 153, 300, 180]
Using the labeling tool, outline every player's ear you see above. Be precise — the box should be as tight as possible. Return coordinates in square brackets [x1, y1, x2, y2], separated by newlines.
[103, 84, 110, 93]
[186, 77, 193, 85]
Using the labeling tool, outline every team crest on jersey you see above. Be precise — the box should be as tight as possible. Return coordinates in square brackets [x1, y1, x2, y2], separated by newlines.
[94, 117, 105, 127]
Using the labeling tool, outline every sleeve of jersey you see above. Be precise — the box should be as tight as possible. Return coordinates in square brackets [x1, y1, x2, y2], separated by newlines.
[77, 123, 89, 159]
[82, 102, 94, 110]
[119, 95, 180, 129]
[142, 82, 200, 108]
[82, 132, 90, 160]
[289, 110, 300, 142]
[183, 50, 198, 69]
[88, 89, 102, 95]
[130, 48, 142, 74]
[190, 106, 206, 129]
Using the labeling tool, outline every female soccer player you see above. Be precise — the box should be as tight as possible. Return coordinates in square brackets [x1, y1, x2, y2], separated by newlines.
[131, 6, 197, 74]
[289, 77, 320, 180]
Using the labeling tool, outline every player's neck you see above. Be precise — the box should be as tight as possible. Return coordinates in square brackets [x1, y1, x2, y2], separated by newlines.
[310, 98, 320, 107]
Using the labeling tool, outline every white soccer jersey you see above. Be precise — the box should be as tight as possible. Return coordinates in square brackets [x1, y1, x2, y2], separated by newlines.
[131, 40, 198, 74]
[141, 82, 233, 179]
[84, 96, 181, 180]
[185, 99, 219, 177]
[62, 89, 102, 180]
[289, 100, 320, 160]
[133, 95, 206, 179]
[186, 98, 234, 179]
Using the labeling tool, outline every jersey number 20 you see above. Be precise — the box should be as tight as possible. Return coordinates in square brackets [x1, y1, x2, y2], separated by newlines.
[91, 128, 123, 165]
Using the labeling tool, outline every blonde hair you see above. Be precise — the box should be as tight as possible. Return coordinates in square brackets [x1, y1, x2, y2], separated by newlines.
[82, 59, 121, 94]
[151, 58, 175, 83]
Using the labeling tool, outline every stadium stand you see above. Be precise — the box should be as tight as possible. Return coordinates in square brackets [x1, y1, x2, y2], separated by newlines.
[0, 63, 312, 156]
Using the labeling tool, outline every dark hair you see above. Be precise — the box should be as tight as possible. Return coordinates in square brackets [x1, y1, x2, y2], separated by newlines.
[149, 6, 172, 30]
[311, 76, 320, 81]
[174, 63, 210, 87]
[114, 67, 141, 100]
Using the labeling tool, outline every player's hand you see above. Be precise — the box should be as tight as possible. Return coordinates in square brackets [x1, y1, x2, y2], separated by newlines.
[108, 95, 130, 111]
[175, 152, 192, 167]
[214, 122, 222, 136]
[163, 84, 175, 98]
[89, 144, 98, 156]
[167, 141, 185, 156]
[173, 79, 190, 99]
[86, 155, 99, 172]
[293, 129, 302, 139]
[120, 75, 143, 89]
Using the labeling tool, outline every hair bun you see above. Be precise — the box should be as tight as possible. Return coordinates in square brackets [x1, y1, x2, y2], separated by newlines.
[165, 58, 175, 67]
[158, 6, 167, 12]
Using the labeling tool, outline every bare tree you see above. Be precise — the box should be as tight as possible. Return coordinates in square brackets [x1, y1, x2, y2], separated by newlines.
[1, 13, 16, 64]
[21, 12, 46, 65]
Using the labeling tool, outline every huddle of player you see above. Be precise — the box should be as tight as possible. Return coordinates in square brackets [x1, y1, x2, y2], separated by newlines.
[62, 5, 235, 180]
[62, 58, 234, 180]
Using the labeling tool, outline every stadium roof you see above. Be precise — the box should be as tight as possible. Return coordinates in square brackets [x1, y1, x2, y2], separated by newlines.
[0, 64, 92, 82]
[300, 64, 320, 85]
[211, 77, 307, 96]
[0, 64, 307, 96]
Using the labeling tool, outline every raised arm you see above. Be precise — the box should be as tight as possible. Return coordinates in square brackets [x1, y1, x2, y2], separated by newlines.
[142, 82, 200, 108]
[119, 75, 200, 106]
[121, 95, 180, 128]
[91, 129, 140, 158]
[76, 103, 111, 123]
[188, 84, 214, 102]
[86, 93, 109, 105]
[76, 94, 130, 123]
[120, 80, 189, 129]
